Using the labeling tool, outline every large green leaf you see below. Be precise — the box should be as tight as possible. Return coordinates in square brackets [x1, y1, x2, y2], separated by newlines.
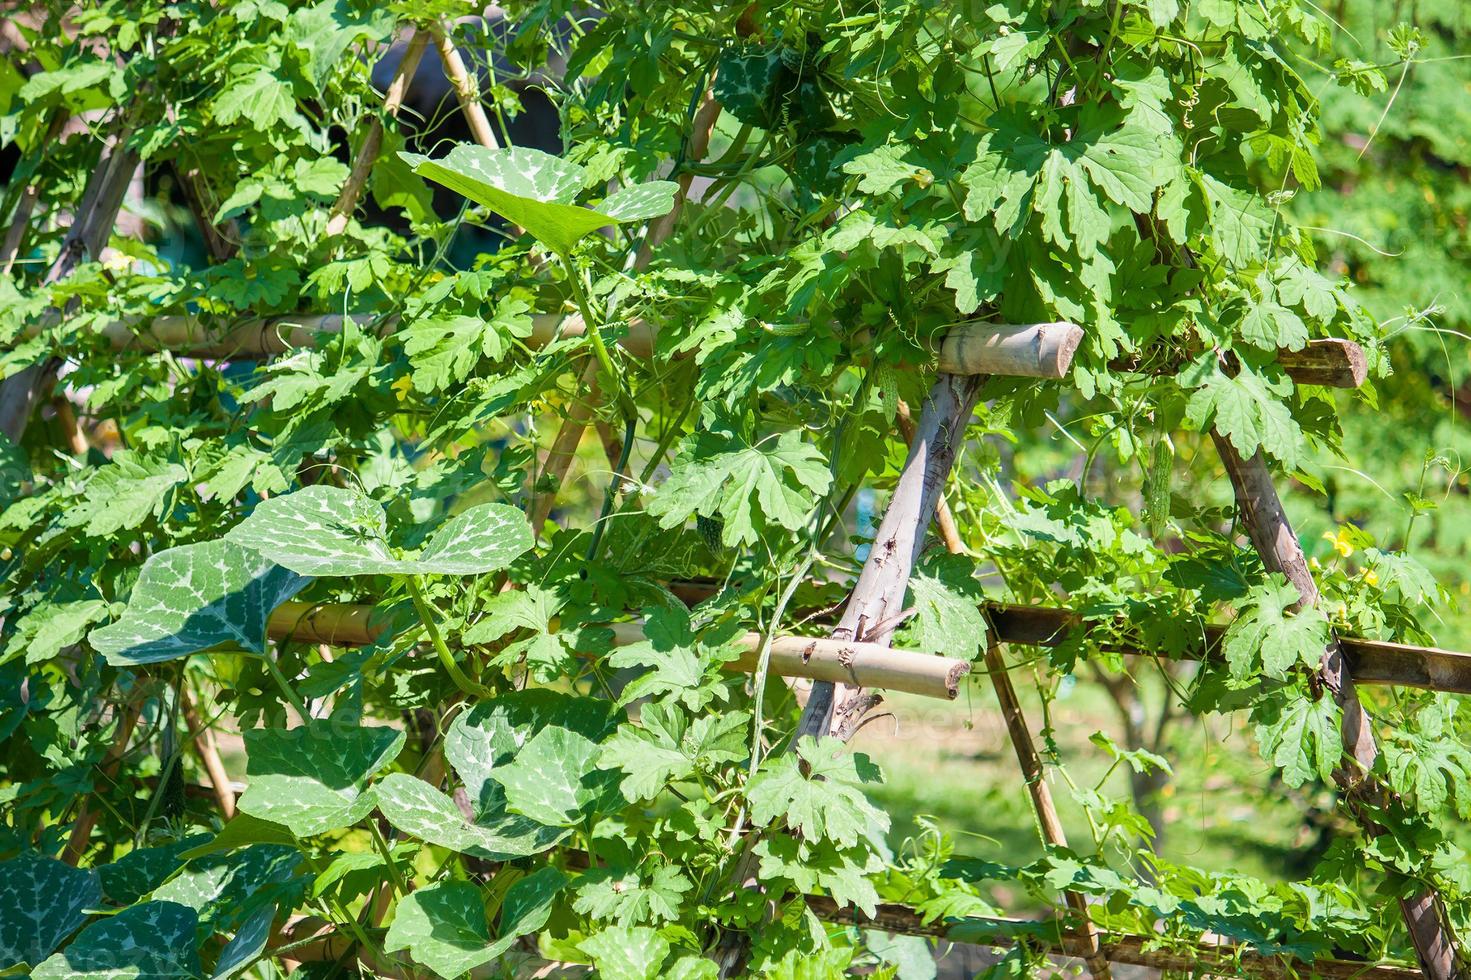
[32, 901, 200, 980]
[491, 727, 622, 828]
[445, 690, 617, 812]
[486, 867, 566, 959]
[237, 721, 404, 836]
[0, 853, 101, 969]
[383, 881, 494, 979]
[225, 485, 532, 578]
[374, 773, 567, 859]
[89, 540, 307, 665]
[151, 845, 299, 928]
[401, 145, 676, 256]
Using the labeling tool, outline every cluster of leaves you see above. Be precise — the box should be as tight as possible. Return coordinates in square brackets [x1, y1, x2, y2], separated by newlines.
[1, 0, 1468, 977]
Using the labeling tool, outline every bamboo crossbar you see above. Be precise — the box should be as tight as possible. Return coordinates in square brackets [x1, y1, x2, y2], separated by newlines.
[40, 311, 1367, 389]
[986, 603, 1471, 696]
[264, 596, 1471, 697]
[802, 896, 1423, 980]
[266, 602, 970, 700]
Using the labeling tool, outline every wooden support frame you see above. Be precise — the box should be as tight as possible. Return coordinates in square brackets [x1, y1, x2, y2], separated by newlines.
[1212, 435, 1459, 980]
[898, 401, 1111, 980]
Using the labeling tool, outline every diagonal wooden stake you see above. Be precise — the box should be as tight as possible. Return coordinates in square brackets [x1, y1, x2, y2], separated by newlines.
[0, 119, 142, 443]
[1213, 434, 1459, 980]
[430, 23, 500, 150]
[796, 373, 982, 741]
[325, 29, 429, 238]
[898, 402, 1111, 980]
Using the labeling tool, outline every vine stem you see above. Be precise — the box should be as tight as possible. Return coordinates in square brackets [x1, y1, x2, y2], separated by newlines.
[407, 576, 494, 698]
[260, 654, 311, 720]
[368, 822, 407, 897]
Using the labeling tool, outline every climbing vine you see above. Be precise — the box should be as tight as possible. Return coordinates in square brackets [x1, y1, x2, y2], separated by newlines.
[0, 1, 1466, 978]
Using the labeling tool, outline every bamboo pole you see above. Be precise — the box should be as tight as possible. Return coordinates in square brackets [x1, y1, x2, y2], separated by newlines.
[179, 688, 236, 818]
[430, 24, 499, 149]
[60, 309, 1364, 391]
[1212, 434, 1458, 980]
[802, 896, 1424, 980]
[263, 603, 967, 700]
[897, 402, 1110, 980]
[62, 694, 143, 864]
[325, 30, 429, 238]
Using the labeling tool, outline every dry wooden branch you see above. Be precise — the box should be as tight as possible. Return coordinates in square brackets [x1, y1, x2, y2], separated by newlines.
[797, 374, 982, 741]
[62, 694, 143, 865]
[65, 309, 1359, 391]
[897, 401, 1110, 980]
[803, 896, 1423, 980]
[179, 688, 236, 818]
[325, 30, 428, 238]
[1212, 435, 1458, 980]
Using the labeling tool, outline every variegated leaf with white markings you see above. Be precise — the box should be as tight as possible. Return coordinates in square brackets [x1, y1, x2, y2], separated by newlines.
[88, 540, 307, 665]
[224, 485, 532, 578]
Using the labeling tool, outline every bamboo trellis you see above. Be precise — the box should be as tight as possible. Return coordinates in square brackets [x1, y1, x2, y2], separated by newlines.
[6, 16, 1464, 980]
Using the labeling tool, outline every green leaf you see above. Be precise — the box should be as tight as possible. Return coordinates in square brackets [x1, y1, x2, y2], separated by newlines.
[374, 773, 567, 859]
[842, 145, 931, 195]
[579, 926, 670, 980]
[746, 737, 890, 848]
[486, 867, 566, 959]
[237, 721, 404, 836]
[606, 605, 743, 709]
[491, 726, 621, 828]
[181, 814, 299, 860]
[0, 853, 101, 969]
[599, 703, 746, 802]
[897, 553, 989, 662]
[151, 845, 299, 929]
[445, 690, 617, 811]
[66, 452, 187, 537]
[1254, 689, 1342, 787]
[401, 145, 675, 255]
[225, 486, 532, 577]
[3, 598, 109, 667]
[1238, 296, 1308, 352]
[89, 540, 307, 665]
[212, 906, 274, 980]
[32, 901, 200, 980]
[384, 881, 493, 980]
[647, 427, 832, 547]
[402, 299, 533, 393]
[573, 864, 691, 926]
[214, 69, 302, 131]
[1222, 578, 1328, 681]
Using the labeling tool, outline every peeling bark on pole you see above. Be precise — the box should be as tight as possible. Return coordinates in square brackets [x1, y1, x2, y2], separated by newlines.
[795, 373, 982, 741]
[1213, 434, 1459, 980]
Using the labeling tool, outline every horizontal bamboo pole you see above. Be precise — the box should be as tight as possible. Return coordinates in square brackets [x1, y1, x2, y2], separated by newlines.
[267, 603, 970, 700]
[264, 596, 1471, 697]
[270, 896, 1420, 980]
[58, 310, 1363, 389]
[986, 602, 1471, 696]
[938, 322, 1083, 379]
[803, 897, 1422, 980]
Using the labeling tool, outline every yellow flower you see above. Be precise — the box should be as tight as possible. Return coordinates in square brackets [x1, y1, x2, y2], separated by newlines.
[1363, 569, 1380, 587]
[390, 373, 412, 402]
[1323, 528, 1355, 558]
